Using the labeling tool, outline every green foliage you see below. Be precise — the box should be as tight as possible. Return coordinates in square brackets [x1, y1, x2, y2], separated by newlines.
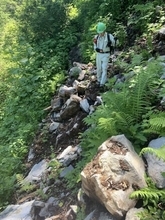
[0, 0, 165, 217]
[36, 189, 49, 201]
[0, 175, 16, 208]
[18, 181, 36, 194]
[0, 145, 20, 206]
[81, 59, 161, 152]
[113, 23, 127, 48]
[0, 68, 64, 207]
[48, 159, 61, 180]
[130, 187, 165, 206]
[137, 208, 165, 220]
[0, 1, 67, 207]
[18, 0, 67, 42]
[140, 145, 165, 161]
[127, 1, 165, 40]
[65, 159, 85, 190]
[76, 204, 86, 220]
[130, 177, 165, 220]
[143, 111, 165, 136]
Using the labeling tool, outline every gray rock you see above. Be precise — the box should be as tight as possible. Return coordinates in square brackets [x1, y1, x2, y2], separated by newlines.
[84, 210, 115, 220]
[49, 122, 60, 132]
[143, 150, 165, 188]
[57, 145, 81, 166]
[80, 99, 90, 113]
[24, 159, 48, 183]
[60, 97, 80, 120]
[0, 200, 34, 220]
[125, 207, 144, 220]
[149, 137, 165, 149]
[142, 137, 165, 188]
[59, 165, 74, 178]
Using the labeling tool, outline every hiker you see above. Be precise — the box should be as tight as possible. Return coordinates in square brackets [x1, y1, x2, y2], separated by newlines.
[93, 22, 115, 87]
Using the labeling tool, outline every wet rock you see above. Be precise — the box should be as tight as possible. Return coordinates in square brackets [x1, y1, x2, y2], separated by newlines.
[30, 197, 60, 220]
[84, 209, 116, 220]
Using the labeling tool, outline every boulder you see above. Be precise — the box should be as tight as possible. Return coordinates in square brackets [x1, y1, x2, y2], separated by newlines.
[0, 201, 34, 220]
[143, 137, 165, 188]
[60, 97, 80, 120]
[81, 134, 147, 219]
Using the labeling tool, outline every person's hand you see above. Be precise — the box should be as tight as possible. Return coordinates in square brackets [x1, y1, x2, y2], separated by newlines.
[93, 38, 97, 44]
[96, 48, 100, 52]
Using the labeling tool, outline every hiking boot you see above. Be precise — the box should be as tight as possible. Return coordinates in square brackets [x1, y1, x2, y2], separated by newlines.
[99, 84, 105, 92]
[95, 81, 100, 88]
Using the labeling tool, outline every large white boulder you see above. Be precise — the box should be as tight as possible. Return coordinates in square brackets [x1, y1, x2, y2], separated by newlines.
[81, 134, 147, 219]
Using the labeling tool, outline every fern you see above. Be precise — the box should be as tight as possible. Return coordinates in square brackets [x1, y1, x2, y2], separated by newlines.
[81, 124, 109, 151]
[131, 54, 143, 67]
[143, 112, 165, 136]
[130, 187, 165, 204]
[129, 61, 162, 122]
[82, 59, 161, 150]
[98, 117, 117, 134]
[130, 70, 151, 122]
[130, 187, 165, 219]
[130, 176, 165, 219]
[137, 208, 165, 220]
[140, 145, 165, 161]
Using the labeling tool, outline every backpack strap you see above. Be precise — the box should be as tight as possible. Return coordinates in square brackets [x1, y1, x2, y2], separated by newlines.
[107, 33, 110, 44]
[107, 33, 113, 55]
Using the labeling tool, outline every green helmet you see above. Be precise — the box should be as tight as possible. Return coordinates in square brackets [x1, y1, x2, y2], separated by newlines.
[96, 22, 106, 33]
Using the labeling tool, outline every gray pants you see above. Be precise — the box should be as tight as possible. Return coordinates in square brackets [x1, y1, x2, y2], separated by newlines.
[96, 53, 110, 85]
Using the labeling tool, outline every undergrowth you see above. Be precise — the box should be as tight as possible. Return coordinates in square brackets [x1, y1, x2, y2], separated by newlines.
[131, 177, 165, 220]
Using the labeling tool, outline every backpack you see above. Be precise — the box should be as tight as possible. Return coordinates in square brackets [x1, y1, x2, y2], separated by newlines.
[96, 33, 117, 55]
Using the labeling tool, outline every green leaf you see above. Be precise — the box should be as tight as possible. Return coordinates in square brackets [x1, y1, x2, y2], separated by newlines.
[20, 58, 28, 64]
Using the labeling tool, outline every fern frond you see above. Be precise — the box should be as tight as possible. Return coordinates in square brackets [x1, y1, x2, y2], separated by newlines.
[129, 60, 162, 122]
[150, 117, 165, 129]
[129, 68, 155, 122]
[98, 117, 117, 134]
[143, 112, 165, 136]
[140, 146, 165, 161]
[103, 89, 129, 114]
[130, 187, 165, 202]
[131, 177, 165, 218]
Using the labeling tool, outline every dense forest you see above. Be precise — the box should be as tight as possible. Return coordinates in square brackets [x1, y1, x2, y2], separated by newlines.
[1, 0, 165, 219]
